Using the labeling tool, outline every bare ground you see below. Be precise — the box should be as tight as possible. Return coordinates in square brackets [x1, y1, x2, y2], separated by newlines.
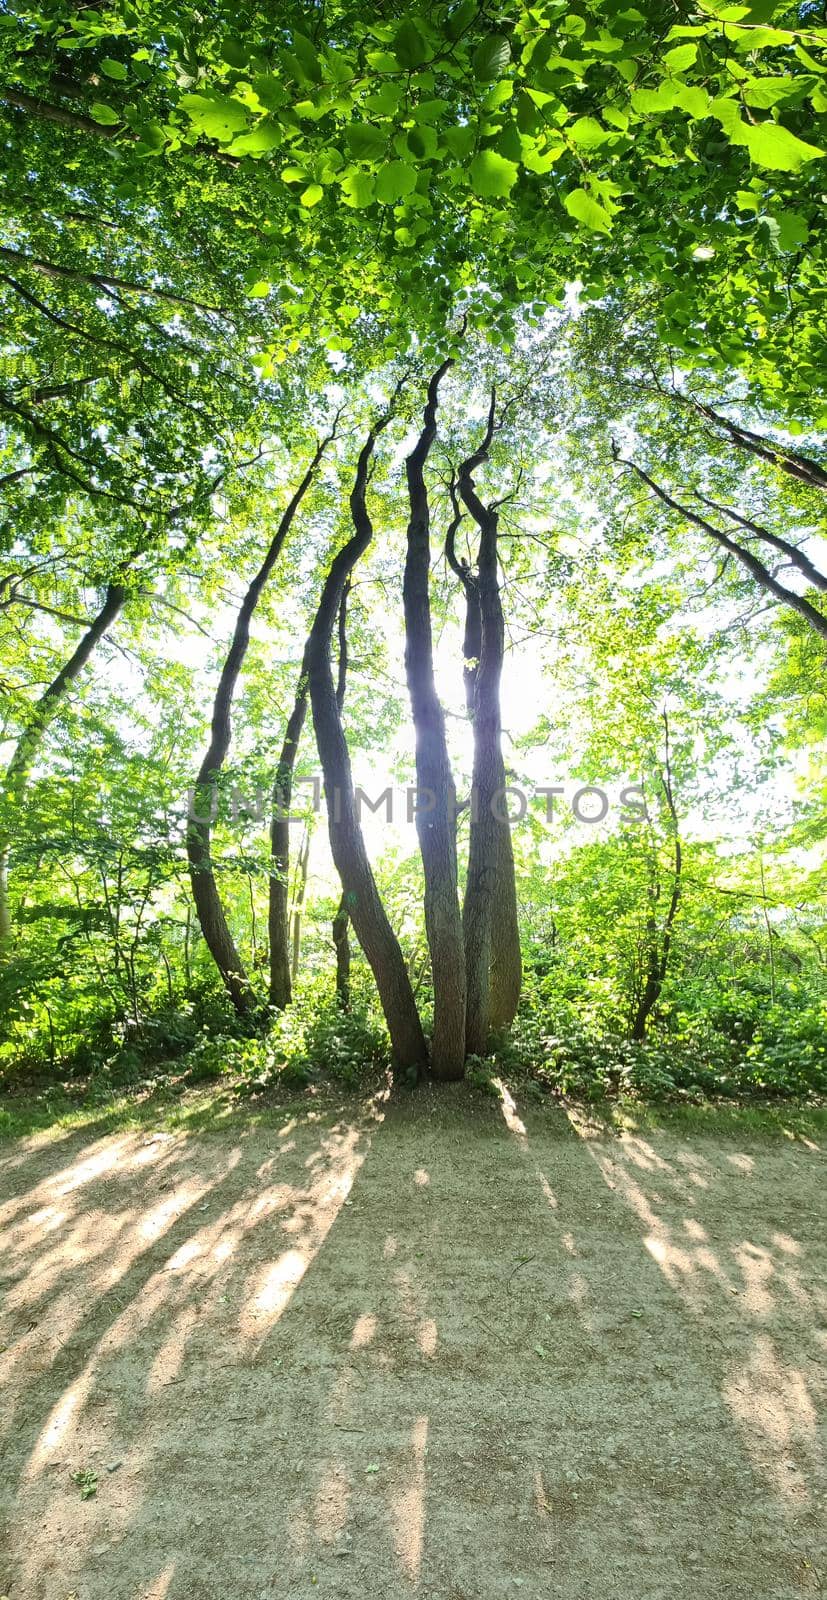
[0, 1087, 824, 1600]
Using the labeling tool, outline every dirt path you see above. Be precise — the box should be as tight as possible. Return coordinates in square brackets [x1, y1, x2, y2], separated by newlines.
[0, 1089, 824, 1600]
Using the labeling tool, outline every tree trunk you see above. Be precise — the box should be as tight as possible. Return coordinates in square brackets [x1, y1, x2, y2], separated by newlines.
[0, 581, 126, 956]
[307, 415, 427, 1073]
[188, 433, 332, 1015]
[403, 361, 466, 1079]
[447, 478, 521, 1037]
[457, 395, 522, 1053]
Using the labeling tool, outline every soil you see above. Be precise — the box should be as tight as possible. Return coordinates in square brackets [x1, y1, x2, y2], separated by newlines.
[0, 1087, 824, 1599]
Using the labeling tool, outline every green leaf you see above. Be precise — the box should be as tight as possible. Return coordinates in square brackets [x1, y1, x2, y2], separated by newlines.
[100, 57, 128, 80]
[394, 20, 431, 68]
[229, 121, 282, 155]
[135, 121, 165, 154]
[246, 279, 272, 297]
[662, 42, 698, 72]
[344, 122, 388, 160]
[300, 183, 324, 207]
[522, 141, 564, 173]
[90, 102, 120, 126]
[743, 74, 806, 109]
[740, 120, 824, 171]
[468, 148, 518, 197]
[774, 210, 809, 249]
[484, 79, 514, 110]
[472, 35, 512, 82]
[445, 0, 477, 40]
[630, 84, 682, 114]
[375, 160, 418, 204]
[405, 123, 438, 159]
[220, 37, 248, 68]
[364, 83, 404, 116]
[340, 170, 376, 208]
[564, 186, 612, 232]
[290, 31, 323, 84]
[444, 124, 475, 160]
[568, 116, 609, 149]
[670, 83, 711, 117]
[179, 93, 249, 141]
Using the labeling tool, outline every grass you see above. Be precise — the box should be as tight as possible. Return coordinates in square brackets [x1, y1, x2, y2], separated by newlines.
[1, 1066, 824, 1147]
[593, 1095, 827, 1143]
[0, 1078, 352, 1142]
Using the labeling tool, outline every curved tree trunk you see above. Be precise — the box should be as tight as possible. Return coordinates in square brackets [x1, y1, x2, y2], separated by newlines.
[403, 361, 466, 1080]
[307, 415, 427, 1073]
[456, 398, 522, 1053]
[188, 432, 332, 1015]
[0, 581, 126, 955]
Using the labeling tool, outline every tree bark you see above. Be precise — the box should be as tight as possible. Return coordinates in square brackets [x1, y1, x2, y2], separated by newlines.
[188, 432, 332, 1015]
[403, 361, 466, 1080]
[458, 393, 522, 1054]
[307, 415, 427, 1073]
[0, 581, 126, 955]
[446, 480, 521, 1036]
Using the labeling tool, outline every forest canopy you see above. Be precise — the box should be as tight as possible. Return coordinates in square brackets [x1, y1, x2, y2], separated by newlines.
[1, 0, 825, 1104]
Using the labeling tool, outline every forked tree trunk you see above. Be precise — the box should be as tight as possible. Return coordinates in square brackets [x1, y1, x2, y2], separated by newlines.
[456, 398, 522, 1053]
[0, 581, 126, 955]
[403, 360, 466, 1080]
[307, 415, 427, 1073]
[188, 432, 332, 1015]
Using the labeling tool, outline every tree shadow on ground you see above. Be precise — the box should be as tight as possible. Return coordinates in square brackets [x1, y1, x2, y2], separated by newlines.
[0, 1086, 823, 1599]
